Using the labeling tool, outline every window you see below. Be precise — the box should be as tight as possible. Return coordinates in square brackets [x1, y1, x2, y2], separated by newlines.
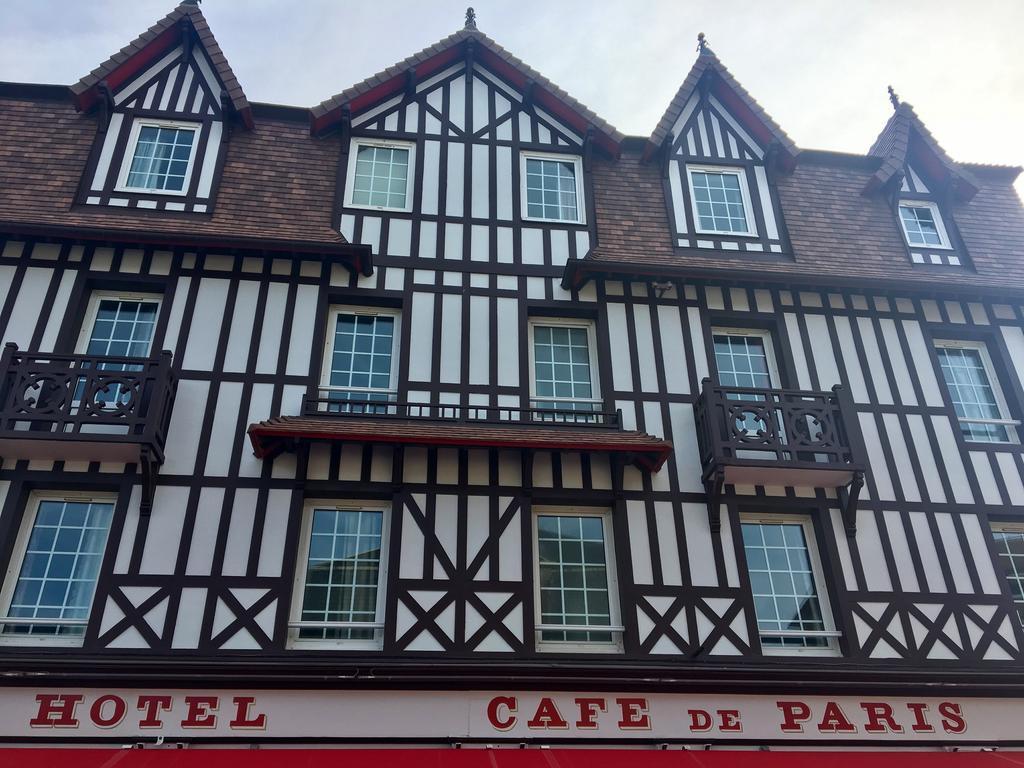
[712, 328, 779, 390]
[318, 307, 399, 413]
[687, 166, 755, 236]
[992, 525, 1024, 627]
[344, 140, 414, 212]
[740, 516, 839, 655]
[533, 508, 621, 652]
[116, 120, 199, 195]
[289, 502, 389, 650]
[899, 201, 951, 249]
[529, 319, 601, 420]
[934, 340, 1018, 444]
[521, 153, 585, 224]
[77, 293, 161, 358]
[0, 494, 115, 645]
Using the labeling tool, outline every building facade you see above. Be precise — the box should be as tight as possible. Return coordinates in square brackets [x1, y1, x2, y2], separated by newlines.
[1, 3, 1024, 763]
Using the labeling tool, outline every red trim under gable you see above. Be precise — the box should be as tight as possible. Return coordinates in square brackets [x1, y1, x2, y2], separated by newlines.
[74, 25, 180, 113]
[0, 748, 1019, 768]
[311, 42, 619, 155]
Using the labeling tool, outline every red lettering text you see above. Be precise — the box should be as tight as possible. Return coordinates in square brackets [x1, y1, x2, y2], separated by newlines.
[527, 697, 568, 730]
[615, 698, 650, 729]
[777, 700, 811, 733]
[487, 696, 517, 731]
[688, 709, 713, 732]
[181, 696, 219, 729]
[717, 709, 742, 732]
[861, 702, 903, 734]
[906, 702, 935, 733]
[817, 701, 856, 734]
[229, 696, 267, 730]
[939, 702, 967, 735]
[89, 695, 126, 728]
[137, 695, 173, 728]
[574, 698, 606, 729]
[30, 694, 83, 728]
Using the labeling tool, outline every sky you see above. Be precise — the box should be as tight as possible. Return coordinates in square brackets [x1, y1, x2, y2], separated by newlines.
[2, 0, 1022, 198]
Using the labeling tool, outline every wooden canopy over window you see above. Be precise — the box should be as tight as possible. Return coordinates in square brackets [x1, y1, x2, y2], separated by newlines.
[247, 416, 672, 472]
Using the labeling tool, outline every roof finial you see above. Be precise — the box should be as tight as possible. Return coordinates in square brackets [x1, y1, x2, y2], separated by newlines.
[697, 32, 709, 54]
[464, 7, 477, 30]
[887, 85, 900, 110]
[181, 0, 201, 5]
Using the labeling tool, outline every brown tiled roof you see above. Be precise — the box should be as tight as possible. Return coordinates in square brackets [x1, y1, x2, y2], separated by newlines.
[572, 143, 1024, 295]
[248, 416, 673, 471]
[866, 102, 979, 200]
[311, 26, 623, 151]
[646, 48, 798, 161]
[0, 91, 368, 269]
[70, 2, 251, 128]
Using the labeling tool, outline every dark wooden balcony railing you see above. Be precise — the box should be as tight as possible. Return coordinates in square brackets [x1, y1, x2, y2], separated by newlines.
[694, 378, 865, 535]
[302, 392, 622, 428]
[0, 344, 177, 513]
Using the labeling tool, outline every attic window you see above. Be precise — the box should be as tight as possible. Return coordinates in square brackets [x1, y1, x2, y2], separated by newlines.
[898, 201, 950, 249]
[116, 120, 199, 195]
[521, 153, 585, 224]
[345, 140, 414, 212]
[686, 165, 755, 236]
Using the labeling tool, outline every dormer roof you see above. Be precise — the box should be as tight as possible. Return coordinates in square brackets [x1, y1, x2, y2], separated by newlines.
[310, 21, 623, 155]
[644, 44, 798, 167]
[69, 1, 253, 129]
[865, 97, 978, 201]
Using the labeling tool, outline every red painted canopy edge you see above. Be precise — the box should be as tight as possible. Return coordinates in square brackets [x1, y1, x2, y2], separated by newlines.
[247, 416, 672, 472]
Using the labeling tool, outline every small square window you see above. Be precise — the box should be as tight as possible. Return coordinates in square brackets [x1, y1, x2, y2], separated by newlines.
[521, 153, 585, 224]
[687, 166, 756, 236]
[117, 120, 200, 195]
[344, 140, 415, 212]
[934, 340, 1018, 444]
[0, 494, 116, 646]
[991, 525, 1024, 627]
[533, 508, 622, 653]
[288, 502, 390, 650]
[898, 201, 951, 249]
[740, 516, 840, 656]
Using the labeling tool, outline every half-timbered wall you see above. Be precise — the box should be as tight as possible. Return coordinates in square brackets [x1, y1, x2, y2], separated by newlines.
[2, 234, 1023, 666]
[78, 42, 229, 213]
[662, 90, 789, 254]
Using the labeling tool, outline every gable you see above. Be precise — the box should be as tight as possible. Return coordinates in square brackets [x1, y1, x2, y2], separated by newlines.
[112, 42, 227, 119]
[667, 91, 767, 163]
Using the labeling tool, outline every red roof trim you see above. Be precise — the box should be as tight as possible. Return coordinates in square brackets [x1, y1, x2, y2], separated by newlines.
[73, 25, 179, 114]
[247, 420, 671, 472]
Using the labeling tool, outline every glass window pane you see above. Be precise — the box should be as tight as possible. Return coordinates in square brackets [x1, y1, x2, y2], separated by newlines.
[690, 170, 749, 233]
[524, 158, 579, 221]
[532, 324, 597, 415]
[350, 145, 409, 209]
[936, 345, 1012, 443]
[125, 126, 196, 191]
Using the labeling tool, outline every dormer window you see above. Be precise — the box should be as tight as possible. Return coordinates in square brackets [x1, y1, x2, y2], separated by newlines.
[898, 200, 950, 249]
[687, 165, 755, 236]
[521, 152, 585, 224]
[117, 120, 200, 195]
[344, 139, 415, 212]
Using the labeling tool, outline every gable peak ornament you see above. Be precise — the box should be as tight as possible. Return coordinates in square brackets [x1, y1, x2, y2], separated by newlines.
[887, 85, 901, 110]
[697, 32, 709, 53]
[465, 7, 478, 30]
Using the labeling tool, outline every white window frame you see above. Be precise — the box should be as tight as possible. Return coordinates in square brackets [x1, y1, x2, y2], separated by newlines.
[686, 164, 757, 237]
[114, 118, 202, 196]
[528, 317, 602, 413]
[991, 523, 1024, 626]
[343, 138, 416, 213]
[740, 513, 841, 658]
[520, 151, 586, 225]
[898, 200, 952, 250]
[934, 339, 1020, 444]
[0, 491, 117, 647]
[75, 291, 163, 356]
[532, 506, 623, 654]
[318, 305, 401, 404]
[287, 500, 391, 651]
[710, 327, 781, 389]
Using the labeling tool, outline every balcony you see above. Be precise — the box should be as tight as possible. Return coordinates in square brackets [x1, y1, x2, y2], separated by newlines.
[694, 379, 865, 534]
[0, 344, 176, 513]
[249, 393, 673, 472]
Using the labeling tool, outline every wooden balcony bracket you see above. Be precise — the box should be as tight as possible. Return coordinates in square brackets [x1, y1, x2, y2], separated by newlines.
[838, 469, 865, 538]
[705, 466, 725, 535]
[139, 446, 159, 518]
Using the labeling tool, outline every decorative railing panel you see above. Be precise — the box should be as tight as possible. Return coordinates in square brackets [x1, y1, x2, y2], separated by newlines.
[0, 343, 176, 463]
[303, 392, 621, 429]
[694, 378, 864, 476]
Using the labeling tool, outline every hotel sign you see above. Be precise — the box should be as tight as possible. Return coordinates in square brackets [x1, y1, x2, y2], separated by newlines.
[1, 689, 1009, 742]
